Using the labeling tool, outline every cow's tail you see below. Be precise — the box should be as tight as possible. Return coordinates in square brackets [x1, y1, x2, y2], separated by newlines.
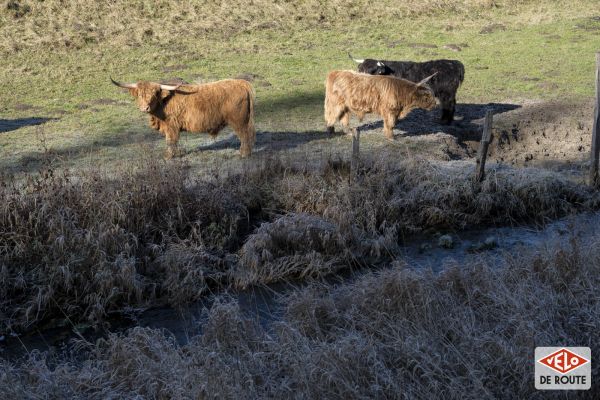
[457, 61, 465, 86]
[246, 84, 256, 147]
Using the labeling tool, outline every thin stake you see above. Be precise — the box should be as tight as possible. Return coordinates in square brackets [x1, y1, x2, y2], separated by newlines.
[589, 52, 600, 186]
[350, 127, 360, 181]
[475, 109, 493, 183]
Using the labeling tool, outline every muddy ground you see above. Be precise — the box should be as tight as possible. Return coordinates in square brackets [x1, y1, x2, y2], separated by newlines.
[380, 98, 594, 174]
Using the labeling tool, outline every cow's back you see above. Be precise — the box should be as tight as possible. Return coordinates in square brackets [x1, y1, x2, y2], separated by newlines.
[178, 79, 254, 133]
[328, 70, 415, 113]
[189, 79, 254, 109]
[386, 59, 464, 94]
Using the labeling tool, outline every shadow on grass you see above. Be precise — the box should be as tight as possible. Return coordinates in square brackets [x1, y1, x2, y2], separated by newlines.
[195, 130, 332, 154]
[0, 117, 56, 133]
[3, 130, 163, 175]
[358, 102, 522, 141]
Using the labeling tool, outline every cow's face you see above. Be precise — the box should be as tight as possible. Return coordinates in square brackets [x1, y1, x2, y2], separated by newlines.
[414, 86, 438, 110]
[129, 82, 168, 113]
[358, 59, 392, 76]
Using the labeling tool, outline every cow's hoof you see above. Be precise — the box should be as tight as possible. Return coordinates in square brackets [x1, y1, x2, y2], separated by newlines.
[326, 126, 335, 135]
[164, 147, 185, 160]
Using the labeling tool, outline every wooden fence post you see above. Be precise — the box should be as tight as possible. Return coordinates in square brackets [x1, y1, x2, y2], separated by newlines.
[589, 52, 600, 187]
[350, 127, 360, 180]
[475, 109, 493, 183]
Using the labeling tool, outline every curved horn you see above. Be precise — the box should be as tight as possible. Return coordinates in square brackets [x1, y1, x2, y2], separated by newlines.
[417, 72, 438, 86]
[376, 61, 385, 67]
[110, 77, 137, 89]
[348, 53, 364, 63]
[158, 83, 181, 91]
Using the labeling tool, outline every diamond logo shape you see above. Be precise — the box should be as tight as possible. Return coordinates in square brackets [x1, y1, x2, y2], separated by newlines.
[538, 348, 589, 374]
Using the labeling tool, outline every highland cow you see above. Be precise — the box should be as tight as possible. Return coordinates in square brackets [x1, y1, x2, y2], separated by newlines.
[111, 78, 256, 158]
[324, 70, 438, 139]
[349, 54, 464, 124]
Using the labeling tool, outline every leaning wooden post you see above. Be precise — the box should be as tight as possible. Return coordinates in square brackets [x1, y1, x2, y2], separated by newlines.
[350, 127, 360, 181]
[475, 109, 493, 183]
[589, 52, 600, 187]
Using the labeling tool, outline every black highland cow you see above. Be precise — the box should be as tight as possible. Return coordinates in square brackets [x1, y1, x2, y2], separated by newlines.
[349, 53, 465, 124]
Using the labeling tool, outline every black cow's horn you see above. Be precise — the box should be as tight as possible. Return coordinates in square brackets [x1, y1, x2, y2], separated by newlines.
[110, 77, 137, 89]
[417, 72, 438, 86]
[348, 53, 364, 63]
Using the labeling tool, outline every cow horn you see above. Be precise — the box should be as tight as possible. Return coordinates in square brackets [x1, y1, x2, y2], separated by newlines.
[417, 72, 438, 86]
[110, 77, 137, 89]
[376, 61, 385, 67]
[158, 83, 181, 91]
[348, 53, 364, 63]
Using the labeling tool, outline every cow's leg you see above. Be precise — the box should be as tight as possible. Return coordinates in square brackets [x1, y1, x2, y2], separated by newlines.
[229, 122, 255, 158]
[237, 127, 254, 158]
[325, 99, 344, 134]
[439, 93, 455, 125]
[340, 111, 352, 135]
[163, 126, 182, 159]
[383, 113, 397, 140]
[208, 129, 220, 139]
[445, 97, 457, 124]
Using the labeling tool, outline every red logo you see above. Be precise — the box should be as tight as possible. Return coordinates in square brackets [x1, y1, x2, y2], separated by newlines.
[538, 348, 589, 374]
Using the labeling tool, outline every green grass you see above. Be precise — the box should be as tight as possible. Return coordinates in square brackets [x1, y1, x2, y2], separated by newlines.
[0, 0, 599, 174]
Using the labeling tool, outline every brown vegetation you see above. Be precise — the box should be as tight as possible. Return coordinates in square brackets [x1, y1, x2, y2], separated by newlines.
[1, 231, 598, 399]
[0, 0, 541, 53]
[0, 154, 595, 334]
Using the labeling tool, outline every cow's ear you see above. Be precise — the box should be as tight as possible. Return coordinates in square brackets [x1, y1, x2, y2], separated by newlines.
[160, 89, 172, 99]
[128, 88, 138, 97]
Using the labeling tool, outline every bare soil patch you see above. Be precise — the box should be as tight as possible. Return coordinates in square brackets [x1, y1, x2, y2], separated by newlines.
[355, 99, 594, 174]
[479, 23, 506, 34]
[486, 99, 593, 170]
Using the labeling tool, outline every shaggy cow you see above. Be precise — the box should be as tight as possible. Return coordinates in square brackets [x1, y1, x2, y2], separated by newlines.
[349, 54, 464, 124]
[324, 70, 438, 139]
[111, 78, 256, 158]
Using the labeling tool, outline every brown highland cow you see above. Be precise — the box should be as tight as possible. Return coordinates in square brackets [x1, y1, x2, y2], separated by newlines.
[324, 70, 438, 139]
[111, 78, 256, 158]
[349, 54, 464, 124]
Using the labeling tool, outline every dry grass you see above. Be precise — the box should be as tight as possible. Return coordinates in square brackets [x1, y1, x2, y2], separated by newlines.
[235, 213, 357, 288]
[1, 232, 598, 399]
[0, 0, 541, 54]
[0, 157, 251, 332]
[0, 153, 595, 334]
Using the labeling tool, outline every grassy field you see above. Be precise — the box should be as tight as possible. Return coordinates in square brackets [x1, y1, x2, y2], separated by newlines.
[2, 0, 600, 398]
[0, 0, 599, 174]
